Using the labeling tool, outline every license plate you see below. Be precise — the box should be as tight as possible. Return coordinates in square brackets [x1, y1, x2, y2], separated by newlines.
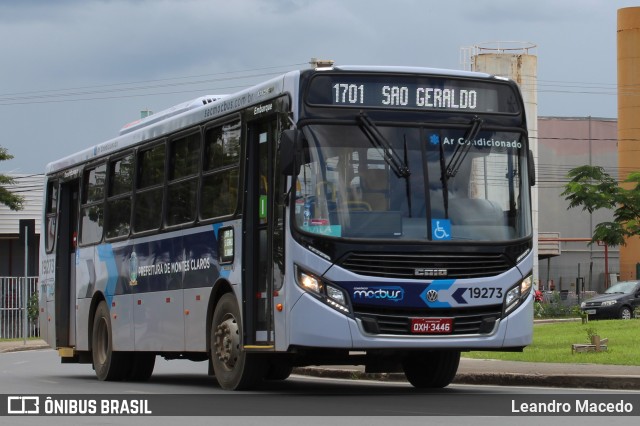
[411, 318, 453, 334]
[586, 309, 596, 315]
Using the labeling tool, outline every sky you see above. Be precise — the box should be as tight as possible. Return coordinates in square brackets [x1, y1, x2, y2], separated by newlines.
[0, 0, 637, 173]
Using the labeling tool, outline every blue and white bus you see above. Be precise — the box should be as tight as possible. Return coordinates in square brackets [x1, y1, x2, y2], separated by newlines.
[39, 62, 535, 390]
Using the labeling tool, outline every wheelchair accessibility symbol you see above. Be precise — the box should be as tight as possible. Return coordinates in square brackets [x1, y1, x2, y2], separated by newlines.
[431, 219, 451, 241]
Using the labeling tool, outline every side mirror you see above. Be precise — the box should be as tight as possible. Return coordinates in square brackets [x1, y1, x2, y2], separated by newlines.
[279, 129, 302, 176]
[528, 149, 536, 187]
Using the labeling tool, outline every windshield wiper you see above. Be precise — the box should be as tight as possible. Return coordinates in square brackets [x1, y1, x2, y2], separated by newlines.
[438, 134, 450, 219]
[445, 116, 483, 179]
[358, 112, 411, 178]
[403, 135, 412, 217]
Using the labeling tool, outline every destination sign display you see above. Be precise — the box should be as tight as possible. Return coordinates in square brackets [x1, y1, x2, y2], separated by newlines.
[306, 74, 520, 114]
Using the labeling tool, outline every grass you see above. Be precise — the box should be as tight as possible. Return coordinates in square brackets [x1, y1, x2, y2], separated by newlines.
[466, 319, 640, 365]
[0, 337, 40, 342]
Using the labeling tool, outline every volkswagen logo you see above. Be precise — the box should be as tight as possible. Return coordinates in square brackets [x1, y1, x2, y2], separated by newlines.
[426, 289, 439, 302]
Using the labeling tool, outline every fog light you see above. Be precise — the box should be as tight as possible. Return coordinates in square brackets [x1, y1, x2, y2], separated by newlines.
[326, 284, 346, 305]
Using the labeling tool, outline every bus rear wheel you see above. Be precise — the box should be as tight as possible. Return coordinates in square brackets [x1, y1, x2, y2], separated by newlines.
[127, 352, 156, 381]
[210, 293, 265, 390]
[402, 350, 460, 389]
[92, 301, 129, 381]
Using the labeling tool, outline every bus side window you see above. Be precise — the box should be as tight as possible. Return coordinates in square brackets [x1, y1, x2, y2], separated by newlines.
[80, 164, 106, 245]
[134, 143, 165, 233]
[45, 180, 58, 253]
[105, 154, 134, 239]
[167, 132, 200, 226]
[200, 119, 241, 220]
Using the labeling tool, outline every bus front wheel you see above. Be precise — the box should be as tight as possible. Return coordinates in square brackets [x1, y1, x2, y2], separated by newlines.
[402, 350, 460, 388]
[265, 358, 293, 381]
[210, 293, 266, 390]
[91, 301, 129, 381]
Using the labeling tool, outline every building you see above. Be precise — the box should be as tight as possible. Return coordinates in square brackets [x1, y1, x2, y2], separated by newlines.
[0, 174, 43, 277]
[538, 117, 619, 294]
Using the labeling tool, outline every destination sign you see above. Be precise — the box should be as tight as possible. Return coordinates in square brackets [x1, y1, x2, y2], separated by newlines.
[306, 74, 520, 114]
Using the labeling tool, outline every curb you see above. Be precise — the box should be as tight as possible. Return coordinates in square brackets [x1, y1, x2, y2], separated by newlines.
[453, 372, 640, 390]
[0, 344, 50, 354]
[292, 367, 640, 390]
[534, 318, 582, 324]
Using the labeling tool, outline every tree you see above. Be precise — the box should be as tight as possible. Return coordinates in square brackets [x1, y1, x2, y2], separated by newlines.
[562, 165, 640, 247]
[0, 147, 24, 211]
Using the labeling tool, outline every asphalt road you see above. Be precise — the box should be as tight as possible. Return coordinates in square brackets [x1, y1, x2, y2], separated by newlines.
[2, 348, 638, 396]
[1, 348, 638, 425]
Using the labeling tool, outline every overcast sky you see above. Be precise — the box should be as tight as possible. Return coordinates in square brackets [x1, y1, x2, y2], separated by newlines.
[0, 0, 637, 173]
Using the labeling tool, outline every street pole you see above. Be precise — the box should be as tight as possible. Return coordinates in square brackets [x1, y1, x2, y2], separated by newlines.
[23, 225, 28, 346]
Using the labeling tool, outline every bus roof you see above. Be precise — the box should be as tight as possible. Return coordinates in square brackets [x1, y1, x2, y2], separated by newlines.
[333, 65, 495, 80]
[44, 71, 295, 175]
[44, 65, 509, 175]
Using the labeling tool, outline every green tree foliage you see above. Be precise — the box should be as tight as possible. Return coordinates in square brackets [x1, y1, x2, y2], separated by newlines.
[27, 291, 39, 322]
[562, 165, 640, 247]
[0, 147, 24, 211]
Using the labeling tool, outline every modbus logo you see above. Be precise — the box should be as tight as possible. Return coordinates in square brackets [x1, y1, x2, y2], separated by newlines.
[352, 286, 404, 302]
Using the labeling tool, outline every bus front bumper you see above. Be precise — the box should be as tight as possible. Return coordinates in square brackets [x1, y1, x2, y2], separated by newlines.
[288, 292, 533, 351]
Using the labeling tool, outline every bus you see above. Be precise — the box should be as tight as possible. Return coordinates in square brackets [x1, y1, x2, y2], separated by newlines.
[39, 62, 535, 390]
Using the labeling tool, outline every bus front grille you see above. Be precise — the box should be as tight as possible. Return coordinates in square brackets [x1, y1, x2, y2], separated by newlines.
[354, 305, 503, 335]
[340, 252, 511, 279]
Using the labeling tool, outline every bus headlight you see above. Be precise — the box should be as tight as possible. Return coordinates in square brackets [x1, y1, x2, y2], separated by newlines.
[296, 267, 323, 294]
[504, 275, 533, 315]
[294, 265, 351, 314]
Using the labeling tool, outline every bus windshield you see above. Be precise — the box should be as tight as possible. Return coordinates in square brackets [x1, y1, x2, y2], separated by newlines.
[294, 123, 531, 242]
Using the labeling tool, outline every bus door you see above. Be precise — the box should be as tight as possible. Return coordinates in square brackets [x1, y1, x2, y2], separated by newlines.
[242, 112, 282, 348]
[54, 178, 79, 349]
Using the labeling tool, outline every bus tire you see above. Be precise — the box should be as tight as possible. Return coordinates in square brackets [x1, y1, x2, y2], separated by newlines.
[127, 353, 156, 381]
[402, 350, 460, 388]
[265, 359, 293, 381]
[210, 293, 266, 390]
[91, 301, 128, 381]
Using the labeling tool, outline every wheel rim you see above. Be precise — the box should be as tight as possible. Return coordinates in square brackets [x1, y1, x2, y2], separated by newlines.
[214, 314, 240, 371]
[95, 316, 109, 365]
[622, 308, 631, 320]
